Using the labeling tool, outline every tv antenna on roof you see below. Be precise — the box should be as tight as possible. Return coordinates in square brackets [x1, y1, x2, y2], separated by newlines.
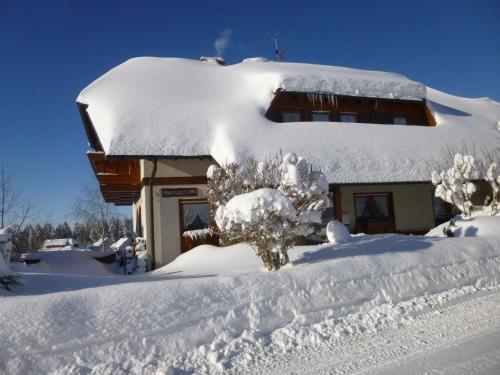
[267, 30, 293, 61]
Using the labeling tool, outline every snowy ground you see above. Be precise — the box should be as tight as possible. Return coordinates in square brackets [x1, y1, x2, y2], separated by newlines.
[1, 218, 500, 374]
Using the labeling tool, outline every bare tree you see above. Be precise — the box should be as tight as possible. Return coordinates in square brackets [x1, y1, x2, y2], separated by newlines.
[0, 164, 20, 229]
[72, 184, 120, 250]
[0, 164, 36, 230]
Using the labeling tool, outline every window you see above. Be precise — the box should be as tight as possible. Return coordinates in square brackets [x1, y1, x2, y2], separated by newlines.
[354, 194, 393, 223]
[179, 200, 214, 253]
[433, 196, 451, 225]
[180, 201, 211, 232]
[311, 111, 330, 122]
[281, 111, 301, 122]
[393, 116, 407, 125]
[340, 113, 357, 123]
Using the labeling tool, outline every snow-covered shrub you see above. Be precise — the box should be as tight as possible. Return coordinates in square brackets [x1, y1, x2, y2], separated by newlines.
[431, 154, 477, 217]
[216, 188, 296, 270]
[208, 153, 328, 270]
[0, 227, 22, 291]
[0, 226, 13, 262]
[485, 162, 499, 215]
[183, 228, 214, 240]
[326, 220, 350, 244]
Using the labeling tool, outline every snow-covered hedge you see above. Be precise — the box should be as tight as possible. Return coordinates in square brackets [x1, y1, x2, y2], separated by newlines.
[208, 152, 328, 270]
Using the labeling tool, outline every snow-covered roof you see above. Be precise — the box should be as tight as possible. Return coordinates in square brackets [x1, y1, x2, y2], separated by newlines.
[42, 239, 77, 249]
[77, 57, 500, 183]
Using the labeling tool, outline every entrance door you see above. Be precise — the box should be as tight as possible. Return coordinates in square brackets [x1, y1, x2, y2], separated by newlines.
[179, 200, 218, 252]
[353, 193, 395, 234]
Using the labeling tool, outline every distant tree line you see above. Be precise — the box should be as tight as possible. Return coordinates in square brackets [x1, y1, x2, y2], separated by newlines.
[1, 164, 134, 259]
[10, 216, 132, 258]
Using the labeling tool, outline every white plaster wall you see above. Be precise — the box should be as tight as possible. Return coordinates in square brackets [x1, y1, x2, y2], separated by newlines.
[340, 183, 435, 233]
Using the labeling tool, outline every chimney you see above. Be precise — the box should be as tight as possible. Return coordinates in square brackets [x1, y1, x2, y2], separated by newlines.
[199, 56, 226, 66]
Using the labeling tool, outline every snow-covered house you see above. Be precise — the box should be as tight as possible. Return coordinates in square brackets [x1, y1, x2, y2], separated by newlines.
[41, 238, 79, 251]
[77, 57, 500, 268]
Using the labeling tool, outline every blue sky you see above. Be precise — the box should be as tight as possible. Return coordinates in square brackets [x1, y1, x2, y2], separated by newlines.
[1, 0, 499, 224]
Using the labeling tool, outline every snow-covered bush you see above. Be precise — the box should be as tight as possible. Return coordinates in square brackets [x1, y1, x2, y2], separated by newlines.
[326, 220, 350, 244]
[431, 153, 500, 218]
[216, 188, 296, 270]
[0, 227, 22, 291]
[183, 228, 214, 240]
[485, 162, 499, 215]
[208, 152, 328, 270]
[431, 154, 477, 217]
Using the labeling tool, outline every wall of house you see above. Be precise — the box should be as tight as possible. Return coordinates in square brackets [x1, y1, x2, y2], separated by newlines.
[136, 159, 213, 269]
[140, 158, 214, 179]
[134, 157, 490, 267]
[339, 183, 435, 233]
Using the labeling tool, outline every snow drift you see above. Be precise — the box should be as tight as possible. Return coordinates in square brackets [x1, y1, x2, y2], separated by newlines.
[2, 231, 500, 373]
[15, 250, 115, 276]
[427, 214, 500, 237]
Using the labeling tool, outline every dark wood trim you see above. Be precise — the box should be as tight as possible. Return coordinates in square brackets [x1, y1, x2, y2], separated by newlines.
[77, 102, 104, 152]
[431, 187, 438, 228]
[266, 91, 434, 126]
[332, 185, 342, 221]
[142, 176, 208, 187]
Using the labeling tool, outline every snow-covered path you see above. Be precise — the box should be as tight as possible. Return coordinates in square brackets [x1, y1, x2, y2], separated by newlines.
[243, 287, 500, 375]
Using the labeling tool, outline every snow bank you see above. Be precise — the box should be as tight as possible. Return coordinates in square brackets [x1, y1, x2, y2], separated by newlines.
[3, 231, 500, 373]
[77, 57, 500, 183]
[427, 215, 500, 237]
[15, 250, 115, 276]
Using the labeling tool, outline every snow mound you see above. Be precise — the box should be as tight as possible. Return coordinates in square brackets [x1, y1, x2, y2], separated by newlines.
[18, 250, 115, 276]
[326, 220, 351, 244]
[154, 243, 263, 276]
[426, 215, 500, 237]
[77, 57, 500, 183]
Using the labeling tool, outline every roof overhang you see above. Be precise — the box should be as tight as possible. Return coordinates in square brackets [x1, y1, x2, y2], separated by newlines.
[87, 151, 141, 205]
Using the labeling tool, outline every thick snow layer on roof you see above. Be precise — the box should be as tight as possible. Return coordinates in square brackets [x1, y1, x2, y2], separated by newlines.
[77, 57, 500, 183]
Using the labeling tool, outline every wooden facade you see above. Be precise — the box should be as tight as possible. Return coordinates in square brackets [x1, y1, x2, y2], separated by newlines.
[87, 152, 141, 205]
[266, 91, 436, 126]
